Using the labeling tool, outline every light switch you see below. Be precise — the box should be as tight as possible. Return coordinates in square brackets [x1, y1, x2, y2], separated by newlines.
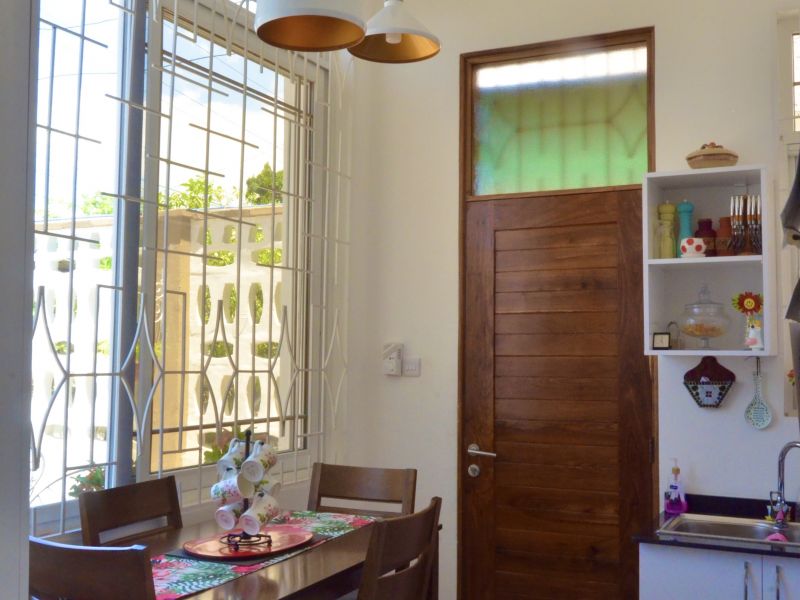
[402, 357, 421, 377]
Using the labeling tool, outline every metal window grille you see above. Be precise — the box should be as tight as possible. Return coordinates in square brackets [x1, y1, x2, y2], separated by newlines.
[30, 0, 350, 536]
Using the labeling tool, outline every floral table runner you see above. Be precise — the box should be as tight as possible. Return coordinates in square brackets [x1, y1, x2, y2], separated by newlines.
[152, 511, 376, 600]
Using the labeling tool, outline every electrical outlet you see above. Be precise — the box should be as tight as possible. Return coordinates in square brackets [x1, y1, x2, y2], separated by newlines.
[402, 357, 421, 377]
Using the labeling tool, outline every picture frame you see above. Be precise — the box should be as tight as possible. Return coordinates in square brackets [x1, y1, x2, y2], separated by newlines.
[652, 332, 671, 350]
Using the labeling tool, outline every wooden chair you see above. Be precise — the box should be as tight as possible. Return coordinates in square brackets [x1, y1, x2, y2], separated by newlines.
[357, 496, 441, 600]
[79, 475, 182, 546]
[29, 536, 156, 600]
[307, 463, 417, 517]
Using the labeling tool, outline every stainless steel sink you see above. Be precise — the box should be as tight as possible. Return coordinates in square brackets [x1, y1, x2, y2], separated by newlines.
[657, 513, 800, 549]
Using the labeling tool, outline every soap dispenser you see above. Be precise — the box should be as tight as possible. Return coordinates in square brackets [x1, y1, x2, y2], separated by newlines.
[664, 458, 689, 516]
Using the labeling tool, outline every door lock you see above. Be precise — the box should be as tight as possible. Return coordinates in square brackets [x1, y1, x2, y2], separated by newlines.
[467, 464, 481, 477]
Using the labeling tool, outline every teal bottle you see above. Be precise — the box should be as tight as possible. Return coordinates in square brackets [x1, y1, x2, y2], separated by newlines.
[677, 199, 695, 257]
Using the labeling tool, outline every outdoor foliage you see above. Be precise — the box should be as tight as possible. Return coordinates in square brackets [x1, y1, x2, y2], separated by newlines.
[68, 466, 105, 498]
[254, 248, 282, 266]
[246, 162, 284, 205]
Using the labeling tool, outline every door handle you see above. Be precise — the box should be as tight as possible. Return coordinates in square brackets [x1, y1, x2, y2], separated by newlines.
[467, 443, 497, 458]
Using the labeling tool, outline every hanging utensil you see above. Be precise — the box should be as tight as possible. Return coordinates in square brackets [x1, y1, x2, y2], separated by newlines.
[745, 358, 772, 429]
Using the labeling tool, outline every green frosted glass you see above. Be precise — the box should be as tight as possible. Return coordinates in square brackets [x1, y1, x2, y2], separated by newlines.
[473, 74, 648, 195]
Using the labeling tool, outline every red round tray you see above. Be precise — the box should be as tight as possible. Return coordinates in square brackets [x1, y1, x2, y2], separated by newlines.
[183, 524, 314, 560]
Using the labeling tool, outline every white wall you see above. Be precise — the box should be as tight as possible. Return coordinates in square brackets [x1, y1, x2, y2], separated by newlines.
[346, 1, 798, 597]
[0, 0, 35, 596]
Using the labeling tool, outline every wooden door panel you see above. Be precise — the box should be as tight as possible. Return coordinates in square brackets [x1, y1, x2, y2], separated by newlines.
[495, 376, 618, 400]
[495, 419, 620, 446]
[496, 268, 618, 293]
[495, 356, 617, 378]
[490, 194, 619, 230]
[494, 506, 619, 534]
[495, 571, 621, 600]
[495, 528, 620, 562]
[495, 289, 619, 313]
[495, 486, 619, 519]
[495, 222, 618, 251]
[495, 332, 619, 355]
[461, 188, 653, 599]
[496, 399, 618, 422]
[495, 462, 619, 492]
[494, 442, 619, 467]
[496, 246, 618, 272]
[497, 548, 621, 583]
[495, 312, 618, 334]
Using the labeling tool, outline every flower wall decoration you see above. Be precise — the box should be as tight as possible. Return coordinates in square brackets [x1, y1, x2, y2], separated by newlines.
[732, 291, 763, 321]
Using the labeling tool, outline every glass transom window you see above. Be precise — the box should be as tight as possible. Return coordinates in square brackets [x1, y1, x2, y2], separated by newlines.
[472, 44, 649, 196]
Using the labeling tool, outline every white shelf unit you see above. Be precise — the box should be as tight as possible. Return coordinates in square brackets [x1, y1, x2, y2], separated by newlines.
[642, 164, 776, 356]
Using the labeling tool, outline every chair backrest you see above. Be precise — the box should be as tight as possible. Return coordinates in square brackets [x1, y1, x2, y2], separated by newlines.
[357, 496, 441, 600]
[79, 476, 182, 546]
[29, 536, 156, 600]
[307, 463, 417, 517]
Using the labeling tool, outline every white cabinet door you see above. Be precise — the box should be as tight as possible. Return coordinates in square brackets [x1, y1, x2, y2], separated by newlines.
[763, 557, 800, 600]
[640, 545, 762, 600]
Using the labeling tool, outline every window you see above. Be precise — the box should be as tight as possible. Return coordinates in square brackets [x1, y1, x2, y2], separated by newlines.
[30, 0, 347, 535]
[464, 29, 653, 197]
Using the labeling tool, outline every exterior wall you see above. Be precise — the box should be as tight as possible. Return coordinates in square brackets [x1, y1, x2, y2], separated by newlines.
[346, 1, 798, 597]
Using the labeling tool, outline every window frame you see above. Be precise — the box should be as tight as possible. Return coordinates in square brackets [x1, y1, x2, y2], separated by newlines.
[30, 0, 334, 535]
[460, 27, 655, 202]
[140, 0, 328, 503]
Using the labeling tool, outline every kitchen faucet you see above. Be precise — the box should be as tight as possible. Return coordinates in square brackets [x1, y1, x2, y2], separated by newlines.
[770, 441, 800, 529]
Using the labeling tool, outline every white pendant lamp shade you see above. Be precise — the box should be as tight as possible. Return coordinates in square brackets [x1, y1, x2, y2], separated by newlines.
[255, 0, 365, 52]
[348, 0, 440, 63]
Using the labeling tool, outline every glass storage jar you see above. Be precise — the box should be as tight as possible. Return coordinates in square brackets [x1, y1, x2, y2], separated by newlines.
[679, 284, 730, 349]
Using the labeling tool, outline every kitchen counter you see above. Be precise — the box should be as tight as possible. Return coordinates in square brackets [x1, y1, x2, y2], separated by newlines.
[636, 493, 800, 559]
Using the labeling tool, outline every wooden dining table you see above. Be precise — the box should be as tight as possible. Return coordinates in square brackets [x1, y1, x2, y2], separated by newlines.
[131, 519, 374, 599]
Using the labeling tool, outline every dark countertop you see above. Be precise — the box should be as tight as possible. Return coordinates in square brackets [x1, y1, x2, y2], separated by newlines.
[636, 493, 800, 559]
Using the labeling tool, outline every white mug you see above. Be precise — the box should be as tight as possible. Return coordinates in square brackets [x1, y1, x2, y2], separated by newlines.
[210, 472, 255, 506]
[215, 501, 244, 530]
[239, 486, 281, 536]
[216, 438, 246, 478]
[241, 440, 278, 483]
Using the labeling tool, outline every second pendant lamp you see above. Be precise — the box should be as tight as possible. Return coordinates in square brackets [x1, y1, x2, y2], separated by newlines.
[348, 0, 440, 63]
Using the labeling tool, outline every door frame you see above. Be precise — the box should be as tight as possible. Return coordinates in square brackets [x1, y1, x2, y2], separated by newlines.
[458, 27, 657, 599]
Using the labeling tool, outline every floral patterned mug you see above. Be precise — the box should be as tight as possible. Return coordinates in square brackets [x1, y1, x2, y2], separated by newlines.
[239, 485, 281, 535]
[210, 472, 255, 506]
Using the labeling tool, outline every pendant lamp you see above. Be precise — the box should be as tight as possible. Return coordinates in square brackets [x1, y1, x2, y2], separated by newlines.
[255, 0, 365, 52]
[348, 0, 440, 63]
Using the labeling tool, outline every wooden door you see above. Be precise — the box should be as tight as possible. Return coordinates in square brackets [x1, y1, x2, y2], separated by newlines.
[460, 188, 654, 599]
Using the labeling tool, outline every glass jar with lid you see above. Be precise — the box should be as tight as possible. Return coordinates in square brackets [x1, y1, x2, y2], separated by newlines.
[679, 284, 731, 349]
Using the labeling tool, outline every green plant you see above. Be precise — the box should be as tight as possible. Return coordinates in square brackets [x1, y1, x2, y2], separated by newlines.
[254, 248, 282, 267]
[255, 341, 279, 359]
[99, 256, 112, 270]
[68, 467, 105, 498]
[207, 250, 235, 267]
[96, 340, 110, 355]
[198, 285, 211, 325]
[252, 225, 265, 243]
[80, 193, 115, 216]
[225, 285, 237, 323]
[250, 284, 264, 324]
[165, 176, 227, 209]
[246, 162, 284, 205]
[205, 341, 234, 357]
[55, 341, 74, 355]
[224, 226, 237, 244]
